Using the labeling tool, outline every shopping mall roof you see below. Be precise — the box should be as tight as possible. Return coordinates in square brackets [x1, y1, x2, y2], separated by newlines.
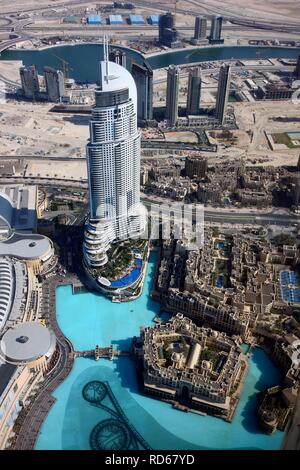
[0, 322, 56, 364]
[0, 232, 53, 261]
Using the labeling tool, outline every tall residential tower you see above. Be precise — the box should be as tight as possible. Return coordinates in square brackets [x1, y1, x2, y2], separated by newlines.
[44, 67, 65, 102]
[215, 63, 231, 125]
[193, 16, 207, 41]
[186, 68, 202, 116]
[166, 65, 180, 127]
[131, 62, 153, 124]
[209, 15, 223, 44]
[19, 66, 40, 99]
[158, 12, 179, 48]
[83, 50, 146, 268]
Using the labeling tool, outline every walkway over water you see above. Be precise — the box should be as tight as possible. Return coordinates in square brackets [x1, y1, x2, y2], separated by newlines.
[73, 345, 130, 361]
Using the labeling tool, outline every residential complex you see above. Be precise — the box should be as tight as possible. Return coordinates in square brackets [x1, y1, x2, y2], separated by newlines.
[134, 313, 247, 418]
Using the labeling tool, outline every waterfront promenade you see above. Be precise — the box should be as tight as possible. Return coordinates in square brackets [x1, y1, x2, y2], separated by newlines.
[12, 275, 79, 450]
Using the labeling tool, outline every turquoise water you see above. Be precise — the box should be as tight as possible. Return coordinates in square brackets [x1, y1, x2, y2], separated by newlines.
[2, 44, 300, 82]
[36, 252, 284, 450]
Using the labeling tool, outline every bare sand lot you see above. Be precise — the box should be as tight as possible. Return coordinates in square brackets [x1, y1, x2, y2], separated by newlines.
[0, 101, 88, 157]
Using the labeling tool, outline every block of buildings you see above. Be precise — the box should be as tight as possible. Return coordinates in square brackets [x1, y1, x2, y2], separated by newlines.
[134, 313, 247, 418]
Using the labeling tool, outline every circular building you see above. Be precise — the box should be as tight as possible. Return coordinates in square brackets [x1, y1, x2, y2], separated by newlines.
[0, 322, 56, 371]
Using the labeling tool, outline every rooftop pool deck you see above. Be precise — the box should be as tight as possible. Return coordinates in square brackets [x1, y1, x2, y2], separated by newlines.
[36, 252, 284, 450]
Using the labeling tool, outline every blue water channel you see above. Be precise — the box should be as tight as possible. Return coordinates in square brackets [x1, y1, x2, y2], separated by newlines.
[2, 44, 300, 82]
[36, 252, 284, 450]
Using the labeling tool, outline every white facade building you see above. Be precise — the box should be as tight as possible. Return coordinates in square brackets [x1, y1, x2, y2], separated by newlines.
[83, 53, 146, 267]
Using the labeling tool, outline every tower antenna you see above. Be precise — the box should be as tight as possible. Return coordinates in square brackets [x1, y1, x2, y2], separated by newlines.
[103, 35, 109, 83]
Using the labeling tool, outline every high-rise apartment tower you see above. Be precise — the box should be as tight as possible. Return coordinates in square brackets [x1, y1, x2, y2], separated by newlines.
[186, 68, 202, 116]
[83, 48, 146, 268]
[19, 66, 40, 99]
[215, 63, 231, 125]
[166, 65, 180, 127]
[194, 16, 207, 40]
[209, 15, 223, 43]
[44, 67, 65, 102]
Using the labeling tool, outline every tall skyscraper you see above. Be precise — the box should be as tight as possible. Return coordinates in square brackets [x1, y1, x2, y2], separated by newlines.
[83, 47, 146, 268]
[215, 63, 231, 125]
[186, 68, 202, 116]
[166, 65, 180, 127]
[209, 15, 223, 43]
[295, 55, 300, 79]
[44, 67, 65, 102]
[109, 49, 127, 68]
[194, 16, 207, 41]
[158, 12, 179, 48]
[131, 62, 153, 123]
[20, 65, 40, 99]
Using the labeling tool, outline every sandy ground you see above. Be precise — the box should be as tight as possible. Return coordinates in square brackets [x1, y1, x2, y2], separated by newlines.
[0, 61, 22, 83]
[26, 158, 87, 180]
[0, 0, 299, 22]
[225, 100, 300, 166]
[0, 100, 88, 157]
[164, 131, 198, 143]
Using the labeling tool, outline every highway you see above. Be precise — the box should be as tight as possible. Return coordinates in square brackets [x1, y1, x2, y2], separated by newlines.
[139, 200, 300, 227]
[0, 172, 298, 227]
[41, 202, 300, 228]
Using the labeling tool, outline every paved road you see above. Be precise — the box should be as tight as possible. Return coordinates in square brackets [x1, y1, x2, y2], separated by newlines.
[142, 200, 300, 227]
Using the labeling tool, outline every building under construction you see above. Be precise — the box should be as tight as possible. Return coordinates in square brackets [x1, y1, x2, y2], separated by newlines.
[256, 83, 294, 100]
[19, 65, 40, 99]
[44, 67, 65, 102]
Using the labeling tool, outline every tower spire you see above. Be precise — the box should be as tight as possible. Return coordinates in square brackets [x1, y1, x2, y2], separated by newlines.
[103, 35, 109, 83]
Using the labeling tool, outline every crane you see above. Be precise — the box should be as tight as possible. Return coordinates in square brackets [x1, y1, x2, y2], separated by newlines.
[51, 53, 73, 80]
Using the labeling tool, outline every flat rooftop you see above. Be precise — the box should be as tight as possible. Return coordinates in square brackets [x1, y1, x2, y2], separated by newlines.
[0, 322, 55, 363]
[0, 362, 17, 398]
[0, 232, 52, 260]
[0, 185, 37, 231]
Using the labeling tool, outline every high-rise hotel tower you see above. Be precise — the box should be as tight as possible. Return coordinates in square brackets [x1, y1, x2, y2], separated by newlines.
[83, 45, 146, 268]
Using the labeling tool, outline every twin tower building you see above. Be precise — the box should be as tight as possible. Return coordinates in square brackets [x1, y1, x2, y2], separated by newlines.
[83, 51, 146, 268]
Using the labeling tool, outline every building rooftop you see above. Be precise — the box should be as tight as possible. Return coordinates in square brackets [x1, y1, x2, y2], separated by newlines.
[0, 185, 37, 231]
[0, 362, 17, 398]
[0, 322, 55, 364]
[0, 232, 53, 261]
[98, 60, 137, 112]
[87, 15, 102, 23]
[0, 257, 28, 333]
[109, 14, 123, 23]
[129, 14, 144, 24]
